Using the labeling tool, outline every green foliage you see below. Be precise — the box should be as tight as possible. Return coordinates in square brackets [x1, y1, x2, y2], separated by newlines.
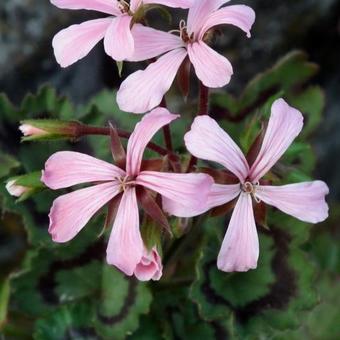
[0, 51, 338, 339]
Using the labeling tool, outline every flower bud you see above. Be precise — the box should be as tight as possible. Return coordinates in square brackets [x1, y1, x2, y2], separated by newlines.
[19, 124, 48, 138]
[19, 120, 81, 141]
[5, 172, 45, 201]
[5, 180, 29, 198]
[134, 247, 163, 281]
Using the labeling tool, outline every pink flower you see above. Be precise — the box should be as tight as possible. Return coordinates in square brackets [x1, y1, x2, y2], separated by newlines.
[19, 124, 48, 137]
[117, 0, 255, 113]
[134, 246, 163, 281]
[181, 99, 329, 272]
[51, 0, 193, 67]
[6, 180, 29, 198]
[41, 107, 213, 279]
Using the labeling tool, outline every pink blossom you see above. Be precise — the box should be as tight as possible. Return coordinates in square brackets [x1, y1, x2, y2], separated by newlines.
[6, 180, 29, 198]
[181, 98, 329, 272]
[134, 246, 163, 281]
[117, 0, 255, 113]
[19, 124, 48, 137]
[50, 0, 193, 67]
[41, 107, 213, 279]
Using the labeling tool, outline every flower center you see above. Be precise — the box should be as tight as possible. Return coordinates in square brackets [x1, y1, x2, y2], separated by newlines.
[241, 181, 261, 203]
[118, 175, 135, 192]
[117, 0, 130, 14]
[169, 20, 194, 43]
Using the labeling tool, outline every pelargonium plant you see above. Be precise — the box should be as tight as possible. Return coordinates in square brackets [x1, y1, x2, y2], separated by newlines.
[7, 0, 328, 280]
[2, 0, 331, 337]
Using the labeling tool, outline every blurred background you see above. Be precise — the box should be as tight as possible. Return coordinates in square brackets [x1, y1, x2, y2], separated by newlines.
[1, 0, 340, 200]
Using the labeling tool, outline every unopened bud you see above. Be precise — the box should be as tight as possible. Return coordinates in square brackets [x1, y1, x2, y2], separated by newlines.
[5, 180, 29, 197]
[5, 172, 45, 201]
[19, 120, 81, 141]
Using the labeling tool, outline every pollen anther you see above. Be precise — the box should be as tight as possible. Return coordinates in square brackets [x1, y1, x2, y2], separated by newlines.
[242, 181, 261, 203]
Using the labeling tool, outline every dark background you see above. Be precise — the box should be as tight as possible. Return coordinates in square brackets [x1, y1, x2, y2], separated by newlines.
[1, 0, 340, 201]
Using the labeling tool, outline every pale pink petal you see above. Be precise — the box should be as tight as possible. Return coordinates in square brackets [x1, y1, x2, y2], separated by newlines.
[187, 0, 230, 37]
[126, 108, 179, 176]
[188, 41, 233, 88]
[106, 188, 144, 276]
[42, 151, 125, 189]
[134, 247, 163, 281]
[136, 171, 214, 217]
[19, 124, 47, 137]
[117, 48, 187, 113]
[50, 0, 121, 15]
[163, 183, 241, 217]
[52, 18, 112, 67]
[249, 99, 304, 182]
[129, 24, 184, 62]
[256, 181, 329, 223]
[6, 180, 29, 198]
[198, 5, 256, 40]
[104, 15, 134, 61]
[185, 116, 249, 182]
[49, 182, 120, 243]
[217, 193, 259, 272]
[130, 0, 143, 12]
[142, 0, 194, 8]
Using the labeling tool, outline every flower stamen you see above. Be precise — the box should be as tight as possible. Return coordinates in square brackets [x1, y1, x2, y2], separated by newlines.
[117, 0, 130, 14]
[118, 175, 135, 192]
[242, 181, 261, 203]
[176, 20, 193, 43]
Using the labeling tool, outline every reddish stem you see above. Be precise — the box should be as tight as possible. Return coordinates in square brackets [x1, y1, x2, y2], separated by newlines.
[77, 124, 168, 156]
[160, 97, 173, 152]
[198, 82, 209, 115]
[186, 82, 209, 172]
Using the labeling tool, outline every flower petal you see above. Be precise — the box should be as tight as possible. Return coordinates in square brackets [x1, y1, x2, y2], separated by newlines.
[256, 181, 329, 223]
[50, 0, 121, 15]
[129, 24, 184, 62]
[134, 247, 163, 281]
[163, 183, 241, 217]
[117, 48, 187, 113]
[52, 18, 112, 67]
[198, 5, 256, 39]
[49, 182, 120, 243]
[130, 0, 143, 12]
[185, 115, 249, 182]
[187, 0, 230, 37]
[143, 0, 194, 8]
[106, 188, 144, 276]
[126, 108, 179, 176]
[42, 151, 125, 189]
[188, 41, 233, 88]
[136, 171, 213, 217]
[6, 180, 28, 198]
[249, 99, 304, 182]
[217, 193, 259, 272]
[104, 15, 134, 61]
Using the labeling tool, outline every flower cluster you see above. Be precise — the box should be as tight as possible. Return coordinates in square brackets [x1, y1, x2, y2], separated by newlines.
[8, 0, 329, 282]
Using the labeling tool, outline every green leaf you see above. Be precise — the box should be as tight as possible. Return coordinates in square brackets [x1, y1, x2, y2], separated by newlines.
[0, 152, 19, 178]
[94, 265, 152, 339]
[288, 86, 325, 138]
[20, 85, 74, 120]
[10, 222, 104, 317]
[211, 51, 319, 119]
[34, 303, 96, 340]
[190, 219, 275, 321]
